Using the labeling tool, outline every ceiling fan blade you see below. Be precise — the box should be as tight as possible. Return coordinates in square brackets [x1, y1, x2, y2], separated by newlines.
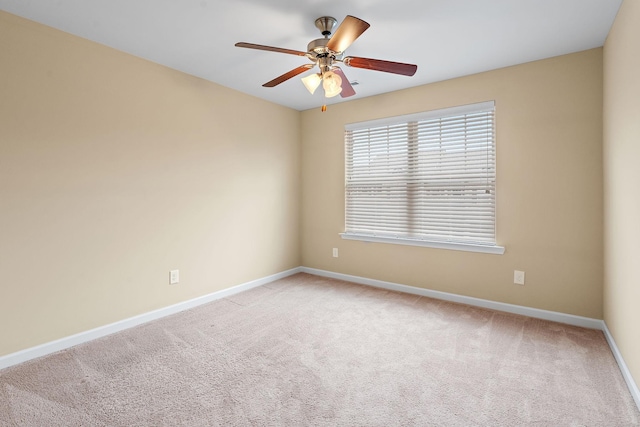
[343, 56, 417, 76]
[332, 68, 356, 98]
[263, 64, 314, 87]
[235, 42, 308, 57]
[326, 15, 370, 53]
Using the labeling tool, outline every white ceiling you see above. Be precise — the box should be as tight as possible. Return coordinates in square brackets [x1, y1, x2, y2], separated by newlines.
[0, 0, 622, 111]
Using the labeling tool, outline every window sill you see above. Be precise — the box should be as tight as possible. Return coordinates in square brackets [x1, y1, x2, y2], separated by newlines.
[340, 233, 505, 255]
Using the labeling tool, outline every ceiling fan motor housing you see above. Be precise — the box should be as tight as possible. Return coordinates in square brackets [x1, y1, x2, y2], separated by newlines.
[307, 38, 330, 54]
[307, 40, 342, 73]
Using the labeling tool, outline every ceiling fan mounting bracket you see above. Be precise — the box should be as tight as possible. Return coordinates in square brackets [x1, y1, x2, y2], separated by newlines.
[314, 16, 337, 37]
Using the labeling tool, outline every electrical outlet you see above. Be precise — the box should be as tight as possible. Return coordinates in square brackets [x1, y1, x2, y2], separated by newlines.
[514, 270, 525, 285]
[332, 248, 338, 258]
[170, 269, 179, 285]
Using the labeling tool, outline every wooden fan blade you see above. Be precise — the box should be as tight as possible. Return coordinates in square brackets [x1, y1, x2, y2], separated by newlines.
[263, 64, 314, 87]
[326, 15, 370, 53]
[235, 42, 308, 57]
[343, 56, 417, 76]
[332, 68, 356, 98]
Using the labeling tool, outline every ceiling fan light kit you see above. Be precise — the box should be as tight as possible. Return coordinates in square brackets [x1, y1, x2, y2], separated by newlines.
[235, 15, 417, 103]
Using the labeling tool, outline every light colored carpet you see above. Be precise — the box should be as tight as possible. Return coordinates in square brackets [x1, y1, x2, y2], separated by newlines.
[0, 273, 638, 426]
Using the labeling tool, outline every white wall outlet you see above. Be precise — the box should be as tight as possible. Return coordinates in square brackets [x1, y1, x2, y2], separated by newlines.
[170, 269, 179, 285]
[514, 270, 525, 285]
[332, 248, 339, 258]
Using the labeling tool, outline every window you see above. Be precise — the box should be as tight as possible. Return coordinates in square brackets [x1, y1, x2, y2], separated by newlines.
[342, 101, 504, 254]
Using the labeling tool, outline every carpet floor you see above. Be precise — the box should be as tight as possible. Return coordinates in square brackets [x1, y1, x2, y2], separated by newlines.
[0, 273, 638, 426]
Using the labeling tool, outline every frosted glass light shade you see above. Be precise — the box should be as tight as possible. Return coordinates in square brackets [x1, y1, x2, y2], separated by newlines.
[301, 73, 322, 94]
[322, 71, 342, 98]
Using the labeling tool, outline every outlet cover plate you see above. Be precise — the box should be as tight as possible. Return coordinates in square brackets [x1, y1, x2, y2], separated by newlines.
[514, 270, 525, 285]
[170, 269, 179, 285]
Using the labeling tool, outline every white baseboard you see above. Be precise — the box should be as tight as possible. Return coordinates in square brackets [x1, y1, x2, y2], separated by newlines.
[301, 266, 640, 411]
[0, 267, 302, 371]
[301, 267, 603, 329]
[602, 323, 640, 410]
[3, 265, 638, 413]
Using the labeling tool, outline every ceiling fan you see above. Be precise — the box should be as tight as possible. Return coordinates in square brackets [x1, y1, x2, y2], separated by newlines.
[235, 15, 418, 99]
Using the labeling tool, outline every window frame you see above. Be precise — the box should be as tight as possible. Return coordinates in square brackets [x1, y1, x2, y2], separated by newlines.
[341, 101, 504, 255]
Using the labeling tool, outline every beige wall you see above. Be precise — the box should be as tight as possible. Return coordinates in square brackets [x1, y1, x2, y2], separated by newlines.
[0, 11, 301, 357]
[0, 8, 612, 360]
[603, 0, 640, 393]
[301, 49, 604, 318]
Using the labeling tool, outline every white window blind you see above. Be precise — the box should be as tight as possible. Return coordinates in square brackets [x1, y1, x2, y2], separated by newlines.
[344, 101, 498, 249]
